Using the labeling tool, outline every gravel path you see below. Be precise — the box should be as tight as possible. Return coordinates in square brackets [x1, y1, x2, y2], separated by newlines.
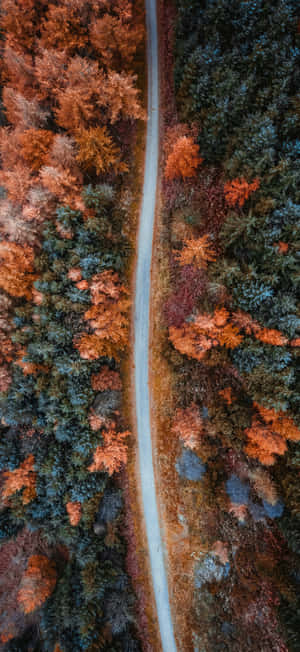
[134, 1, 177, 650]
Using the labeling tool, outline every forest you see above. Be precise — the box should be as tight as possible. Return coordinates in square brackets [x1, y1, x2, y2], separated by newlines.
[1, 0, 300, 650]
[0, 0, 144, 649]
[158, 0, 300, 649]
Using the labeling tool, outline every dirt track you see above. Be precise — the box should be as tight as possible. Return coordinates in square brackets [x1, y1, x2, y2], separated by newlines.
[133, 1, 177, 650]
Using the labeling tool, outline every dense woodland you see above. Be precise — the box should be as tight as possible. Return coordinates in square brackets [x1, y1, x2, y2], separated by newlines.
[0, 0, 144, 649]
[161, 0, 300, 649]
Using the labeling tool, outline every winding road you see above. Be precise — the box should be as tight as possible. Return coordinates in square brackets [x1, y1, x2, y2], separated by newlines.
[134, 1, 177, 650]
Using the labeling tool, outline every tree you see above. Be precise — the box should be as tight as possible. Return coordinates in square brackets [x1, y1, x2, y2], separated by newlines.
[165, 136, 203, 180]
[89, 3, 144, 69]
[35, 48, 69, 101]
[218, 387, 233, 404]
[273, 241, 289, 254]
[19, 128, 54, 171]
[224, 177, 260, 207]
[1, 0, 37, 52]
[2, 454, 36, 505]
[245, 421, 288, 466]
[174, 235, 216, 269]
[88, 426, 129, 476]
[245, 403, 300, 465]
[0, 126, 23, 170]
[91, 366, 122, 392]
[0, 241, 36, 298]
[40, 3, 86, 53]
[15, 347, 48, 376]
[217, 322, 243, 348]
[55, 86, 96, 133]
[254, 402, 300, 442]
[66, 501, 82, 526]
[171, 404, 205, 449]
[75, 271, 130, 360]
[254, 327, 288, 346]
[75, 127, 127, 176]
[3, 45, 35, 97]
[169, 323, 213, 361]
[0, 199, 37, 244]
[17, 554, 57, 614]
[0, 162, 34, 204]
[104, 71, 144, 123]
[47, 134, 78, 172]
[169, 306, 243, 360]
[3, 87, 49, 129]
[39, 165, 82, 205]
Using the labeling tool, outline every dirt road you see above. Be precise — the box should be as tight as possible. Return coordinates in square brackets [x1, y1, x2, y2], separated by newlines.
[134, 1, 177, 650]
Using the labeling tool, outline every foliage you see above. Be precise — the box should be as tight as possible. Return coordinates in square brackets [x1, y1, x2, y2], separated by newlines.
[165, 135, 203, 180]
[17, 554, 57, 615]
[223, 177, 260, 207]
[165, 0, 300, 646]
[75, 126, 127, 176]
[171, 404, 205, 450]
[0, 241, 36, 298]
[88, 426, 129, 476]
[173, 234, 216, 269]
[0, 0, 143, 645]
[2, 454, 36, 505]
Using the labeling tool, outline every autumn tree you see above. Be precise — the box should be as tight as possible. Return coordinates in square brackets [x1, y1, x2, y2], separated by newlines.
[165, 136, 203, 180]
[75, 127, 127, 176]
[3, 87, 49, 129]
[54, 57, 105, 132]
[0, 199, 36, 244]
[35, 48, 69, 101]
[47, 134, 79, 172]
[174, 234, 216, 269]
[15, 347, 48, 376]
[0, 126, 23, 170]
[1, 0, 37, 52]
[88, 426, 129, 476]
[89, 1, 144, 69]
[39, 164, 82, 205]
[224, 177, 260, 207]
[253, 327, 288, 346]
[91, 366, 122, 392]
[104, 71, 144, 123]
[1, 454, 36, 505]
[0, 529, 51, 642]
[169, 307, 243, 361]
[66, 501, 82, 526]
[169, 323, 213, 361]
[39, 2, 87, 53]
[0, 241, 36, 298]
[3, 45, 35, 97]
[0, 162, 34, 204]
[75, 270, 130, 360]
[218, 387, 234, 405]
[17, 554, 57, 614]
[245, 403, 300, 465]
[171, 404, 205, 449]
[19, 128, 54, 171]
